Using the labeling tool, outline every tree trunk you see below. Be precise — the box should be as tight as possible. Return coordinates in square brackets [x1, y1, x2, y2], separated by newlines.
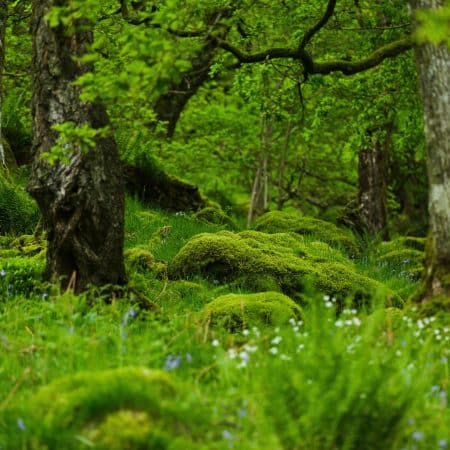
[410, 0, 450, 298]
[29, 0, 126, 292]
[0, 0, 6, 166]
[357, 126, 390, 239]
[153, 38, 221, 139]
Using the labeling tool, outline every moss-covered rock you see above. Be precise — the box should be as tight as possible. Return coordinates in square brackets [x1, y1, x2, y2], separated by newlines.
[253, 211, 359, 256]
[170, 231, 386, 301]
[125, 246, 155, 271]
[194, 206, 237, 229]
[202, 292, 302, 331]
[26, 367, 207, 449]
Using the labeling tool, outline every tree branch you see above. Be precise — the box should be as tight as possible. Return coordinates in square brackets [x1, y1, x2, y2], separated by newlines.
[299, 0, 337, 50]
[312, 37, 413, 75]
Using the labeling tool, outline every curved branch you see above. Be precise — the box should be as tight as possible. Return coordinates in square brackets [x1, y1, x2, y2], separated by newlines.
[299, 0, 337, 50]
[214, 36, 412, 76]
[312, 37, 413, 75]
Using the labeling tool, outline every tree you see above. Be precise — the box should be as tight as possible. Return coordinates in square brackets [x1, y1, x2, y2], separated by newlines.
[0, 0, 6, 166]
[28, 0, 126, 292]
[410, 0, 450, 299]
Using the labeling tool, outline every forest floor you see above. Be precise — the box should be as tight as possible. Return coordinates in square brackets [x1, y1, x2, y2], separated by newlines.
[0, 196, 449, 450]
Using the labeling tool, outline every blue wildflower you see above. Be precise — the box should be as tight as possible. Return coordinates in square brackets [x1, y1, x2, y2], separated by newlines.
[164, 355, 181, 371]
[439, 439, 448, 448]
[185, 352, 193, 364]
[412, 431, 424, 441]
[17, 418, 25, 431]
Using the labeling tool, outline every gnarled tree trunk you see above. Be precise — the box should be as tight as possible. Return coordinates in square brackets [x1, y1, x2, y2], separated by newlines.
[410, 0, 450, 298]
[29, 0, 126, 292]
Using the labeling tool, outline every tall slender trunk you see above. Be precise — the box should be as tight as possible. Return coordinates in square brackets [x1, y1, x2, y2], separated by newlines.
[410, 0, 450, 298]
[358, 125, 391, 239]
[29, 0, 126, 292]
[247, 115, 271, 227]
[0, 0, 6, 166]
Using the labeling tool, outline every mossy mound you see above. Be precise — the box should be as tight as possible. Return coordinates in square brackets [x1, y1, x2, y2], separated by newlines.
[125, 246, 155, 271]
[202, 292, 302, 331]
[25, 367, 208, 449]
[170, 231, 386, 301]
[0, 254, 45, 298]
[379, 236, 426, 254]
[376, 236, 425, 279]
[194, 206, 237, 229]
[0, 174, 40, 235]
[253, 211, 359, 256]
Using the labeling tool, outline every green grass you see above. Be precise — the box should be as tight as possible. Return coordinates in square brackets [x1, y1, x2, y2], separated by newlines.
[0, 198, 448, 449]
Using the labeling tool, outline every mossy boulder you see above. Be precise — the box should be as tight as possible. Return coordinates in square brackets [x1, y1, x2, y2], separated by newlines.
[170, 231, 386, 301]
[25, 367, 208, 449]
[202, 291, 302, 331]
[194, 206, 237, 229]
[253, 211, 359, 256]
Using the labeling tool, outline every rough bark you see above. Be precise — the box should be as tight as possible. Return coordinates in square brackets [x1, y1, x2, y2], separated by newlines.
[0, 0, 6, 166]
[358, 126, 390, 239]
[410, 0, 450, 298]
[29, 0, 126, 292]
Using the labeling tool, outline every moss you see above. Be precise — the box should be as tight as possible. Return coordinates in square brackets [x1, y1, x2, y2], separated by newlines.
[253, 211, 359, 256]
[379, 236, 426, 254]
[125, 246, 155, 271]
[194, 206, 237, 229]
[411, 295, 450, 319]
[202, 292, 302, 331]
[86, 410, 164, 450]
[0, 174, 40, 235]
[170, 231, 386, 301]
[27, 367, 205, 449]
[11, 234, 45, 256]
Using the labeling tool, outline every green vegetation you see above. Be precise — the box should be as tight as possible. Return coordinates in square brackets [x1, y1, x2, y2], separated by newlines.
[1, 0, 450, 448]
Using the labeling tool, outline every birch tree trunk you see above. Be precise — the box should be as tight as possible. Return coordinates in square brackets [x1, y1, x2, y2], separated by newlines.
[410, 0, 450, 298]
[29, 0, 126, 292]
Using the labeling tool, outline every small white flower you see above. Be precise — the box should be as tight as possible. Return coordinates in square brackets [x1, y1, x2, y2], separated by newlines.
[335, 320, 344, 327]
[271, 336, 282, 345]
[352, 317, 361, 327]
[242, 329, 250, 336]
[228, 348, 237, 359]
[269, 347, 278, 355]
[212, 339, 220, 347]
[243, 344, 258, 353]
[325, 301, 333, 308]
[323, 295, 330, 301]
[280, 354, 291, 361]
